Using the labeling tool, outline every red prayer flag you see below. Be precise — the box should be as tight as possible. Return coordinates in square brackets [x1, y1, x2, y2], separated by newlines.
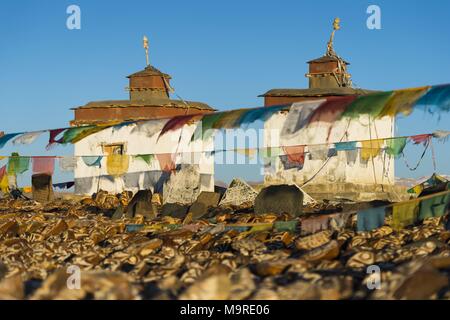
[156, 153, 176, 172]
[32, 157, 55, 175]
[308, 96, 357, 124]
[46, 128, 66, 150]
[0, 165, 6, 179]
[410, 134, 432, 145]
[158, 114, 203, 140]
[282, 145, 305, 165]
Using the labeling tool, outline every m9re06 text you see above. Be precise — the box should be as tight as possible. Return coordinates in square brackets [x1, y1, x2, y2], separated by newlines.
[224, 305, 270, 315]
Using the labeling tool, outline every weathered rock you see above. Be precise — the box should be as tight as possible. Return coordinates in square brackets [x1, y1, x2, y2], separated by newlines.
[43, 220, 68, 239]
[179, 265, 231, 300]
[94, 190, 120, 210]
[163, 165, 202, 205]
[111, 205, 124, 220]
[189, 192, 222, 220]
[295, 230, 333, 251]
[0, 274, 24, 299]
[31, 269, 139, 300]
[253, 261, 290, 277]
[32, 174, 54, 203]
[219, 179, 258, 208]
[230, 268, 256, 300]
[254, 184, 304, 216]
[394, 263, 448, 300]
[126, 190, 156, 220]
[0, 220, 19, 237]
[151, 193, 162, 206]
[302, 240, 340, 262]
[346, 251, 375, 268]
[160, 203, 190, 219]
[0, 263, 7, 281]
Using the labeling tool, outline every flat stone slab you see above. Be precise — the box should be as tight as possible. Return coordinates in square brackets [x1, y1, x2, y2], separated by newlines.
[189, 192, 222, 220]
[255, 184, 304, 217]
[163, 165, 201, 205]
[32, 174, 54, 203]
[218, 178, 258, 208]
[160, 203, 190, 219]
[126, 190, 156, 220]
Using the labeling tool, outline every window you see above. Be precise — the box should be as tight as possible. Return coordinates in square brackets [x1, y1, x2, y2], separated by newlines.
[103, 143, 125, 155]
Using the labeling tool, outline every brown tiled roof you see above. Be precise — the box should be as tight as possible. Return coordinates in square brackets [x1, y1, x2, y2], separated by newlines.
[73, 98, 215, 111]
[127, 65, 171, 79]
[307, 55, 349, 64]
[259, 87, 377, 97]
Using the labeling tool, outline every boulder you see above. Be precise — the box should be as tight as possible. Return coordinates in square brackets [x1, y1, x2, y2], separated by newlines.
[32, 174, 54, 203]
[160, 203, 190, 219]
[218, 179, 258, 208]
[126, 190, 156, 220]
[163, 165, 202, 205]
[394, 263, 448, 300]
[0, 263, 7, 281]
[254, 184, 304, 217]
[189, 192, 222, 220]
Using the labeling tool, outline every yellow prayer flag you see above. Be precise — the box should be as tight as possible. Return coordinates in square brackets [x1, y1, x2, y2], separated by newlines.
[378, 86, 430, 118]
[392, 201, 419, 231]
[106, 154, 130, 177]
[360, 139, 384, 161]
[0, 174, 9, 193]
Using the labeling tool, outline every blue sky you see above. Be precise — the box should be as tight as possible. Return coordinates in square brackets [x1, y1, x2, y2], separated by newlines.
[0, 0, 449, 184]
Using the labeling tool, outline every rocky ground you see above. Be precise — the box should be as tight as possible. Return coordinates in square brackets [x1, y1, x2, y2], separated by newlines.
[0, 193, 450, 300]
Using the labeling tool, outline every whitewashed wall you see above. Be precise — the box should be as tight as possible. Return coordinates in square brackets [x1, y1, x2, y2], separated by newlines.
[74, 119, 214, 195]
[264, 110, 395, 186]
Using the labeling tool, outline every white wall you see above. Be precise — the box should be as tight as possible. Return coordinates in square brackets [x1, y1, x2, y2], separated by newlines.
[264, 111, 395, 186]
[74, 119, 214, 195]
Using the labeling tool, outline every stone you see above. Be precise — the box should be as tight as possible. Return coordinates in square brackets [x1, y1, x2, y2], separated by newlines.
[253, 261, 289, 277]
[32, 174, 54, 203]
[151, 193, 162, 206]
[293, 183, 317, 206]
[163, 165, 202, 205]
[160, 203, 190, 219]
[295, 230, 333, 251]
[302, 240, 340, 262]
[218, 178, 258, 208]
[0, 274, 24, 300]
[230, 268, 256, 300]
[394, 263, 448, 299]
[189, 192, 222, 220]
[0, 263, 7, 281]
[179, 265, 231, 300]
[111, 205, 124, 220]
[254, 184, 304, 216]
[125, 190, 156, 220]
[346, 251, 376, 268]
[93, 190, 120, 210]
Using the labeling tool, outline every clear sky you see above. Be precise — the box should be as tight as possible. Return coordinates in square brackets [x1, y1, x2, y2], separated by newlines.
[0, 0, 449, 184]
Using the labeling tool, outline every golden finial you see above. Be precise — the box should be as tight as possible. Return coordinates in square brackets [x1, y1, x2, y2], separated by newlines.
[327, 18, 340, 56]
[143, 35, 149, 66]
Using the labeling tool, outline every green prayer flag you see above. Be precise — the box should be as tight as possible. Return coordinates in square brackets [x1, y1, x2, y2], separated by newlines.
[341, 91, 394, 119]
[191, 113, 223, 141]
[418, 192, 450, 220]
[7, 153, 30, 175]
[134, 154, 154, 165]
[385, 137, 407, 158]
[274, 221, 298, 233]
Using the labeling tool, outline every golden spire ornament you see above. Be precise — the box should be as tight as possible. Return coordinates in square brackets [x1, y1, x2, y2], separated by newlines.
[326, 17, 340, 56]
[143, 35, 149, 66]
